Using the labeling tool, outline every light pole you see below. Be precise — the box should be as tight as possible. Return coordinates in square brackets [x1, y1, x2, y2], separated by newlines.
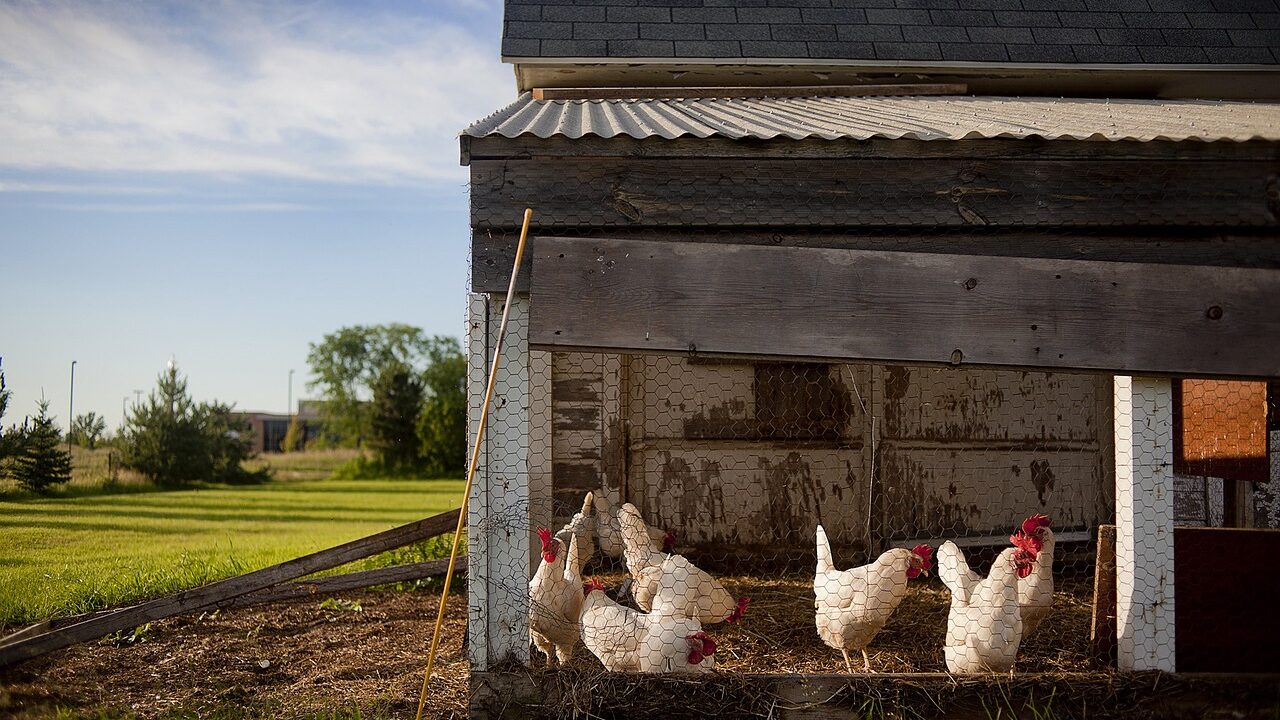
[68, 360, 77, 452]
[288, 369, 295, 418]
[122, 396, 129, 430]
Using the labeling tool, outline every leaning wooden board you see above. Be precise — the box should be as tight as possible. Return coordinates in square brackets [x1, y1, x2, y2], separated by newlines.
[0, 508, 461, 667]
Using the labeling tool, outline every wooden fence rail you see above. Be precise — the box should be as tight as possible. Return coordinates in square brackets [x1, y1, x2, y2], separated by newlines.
[0, 508, 462, 667]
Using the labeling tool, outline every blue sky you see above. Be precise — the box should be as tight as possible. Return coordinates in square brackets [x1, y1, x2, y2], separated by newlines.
[0, 0, 514, 430]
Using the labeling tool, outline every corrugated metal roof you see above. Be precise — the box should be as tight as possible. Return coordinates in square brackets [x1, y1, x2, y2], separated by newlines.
[463, 93, 1280, 143]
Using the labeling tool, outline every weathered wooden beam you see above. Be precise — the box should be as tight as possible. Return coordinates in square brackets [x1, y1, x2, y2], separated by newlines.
[530, 84, 968, 101]
[472, 230, 1280, 294]
[1091, 524, 1117, 668]
[470, 157, 1279, 229]
[462, 134, 1280, 165]
[0, 508, 461, 667]
[226, 557, 467, 608]
[528, 236, 1280, 379]
[0, 557, 469, 649]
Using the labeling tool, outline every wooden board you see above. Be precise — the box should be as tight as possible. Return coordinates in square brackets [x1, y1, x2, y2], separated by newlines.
[528, 236, 1280, 379]
[0, 509, 461, 666]
[471, 231, 1280, 294]
[1175, 527, 1280, 672]
[1091, 524, 1117, 667]
[530, 84, 967, 100]
[470, 158, 1279, 229]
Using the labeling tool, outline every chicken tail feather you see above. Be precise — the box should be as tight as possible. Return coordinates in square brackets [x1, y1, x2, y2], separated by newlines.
[815, 524, 835, 575]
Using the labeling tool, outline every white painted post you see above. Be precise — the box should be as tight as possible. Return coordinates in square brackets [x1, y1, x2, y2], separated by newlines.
[467, 293, 532, 670]
[1113, 375, 1176, 672]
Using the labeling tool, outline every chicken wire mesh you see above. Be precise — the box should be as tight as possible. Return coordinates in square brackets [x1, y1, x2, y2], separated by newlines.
[462, 284, 1193, 677]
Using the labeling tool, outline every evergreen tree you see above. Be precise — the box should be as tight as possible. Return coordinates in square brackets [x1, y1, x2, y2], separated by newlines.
[368, 361, 423, 470]
[120, 362, 266, 485]
[11, 399, 73, 492]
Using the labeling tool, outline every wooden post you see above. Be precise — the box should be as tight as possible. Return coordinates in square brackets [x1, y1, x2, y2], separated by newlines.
[1091, 524, 1117, 667]
[1113, 376, 1176, 672]
[467, 293, 532, 670]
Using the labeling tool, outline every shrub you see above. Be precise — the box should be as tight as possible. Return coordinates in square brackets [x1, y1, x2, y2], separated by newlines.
[119, 363, 269, 486]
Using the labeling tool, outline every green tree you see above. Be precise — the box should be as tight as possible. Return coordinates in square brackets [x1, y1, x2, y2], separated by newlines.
[10, 399, 73, 492]
[0, 359, 13, 468]
[120, 362, 266, 485]
[306, 325, 455, 447]
[71, 411, 108, 449]
[368, 362, 424, 470]
[281, 415, 304, 453]
[417, 338, 466, 477]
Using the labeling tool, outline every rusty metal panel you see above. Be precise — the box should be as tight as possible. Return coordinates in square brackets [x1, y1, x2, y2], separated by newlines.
[1174, 379, 1269, 484]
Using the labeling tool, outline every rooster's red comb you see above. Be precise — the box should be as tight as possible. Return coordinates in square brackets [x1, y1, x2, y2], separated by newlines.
[1010, 530, 1042, 556]
[911, 544, 934, 568]
[1022, 514, 1052, 534]
[536, 527, 553, 546]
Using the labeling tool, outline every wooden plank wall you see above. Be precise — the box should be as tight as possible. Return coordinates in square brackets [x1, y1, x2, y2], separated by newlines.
[544, 351, 1110, 554]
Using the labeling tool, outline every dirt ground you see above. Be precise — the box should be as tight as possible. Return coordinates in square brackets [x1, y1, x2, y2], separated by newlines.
[0, 572, 1100, 719]
[0, 590, 470, 720]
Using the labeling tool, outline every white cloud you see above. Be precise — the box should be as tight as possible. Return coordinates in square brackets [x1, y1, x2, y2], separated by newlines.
[0, 1, 513, 185]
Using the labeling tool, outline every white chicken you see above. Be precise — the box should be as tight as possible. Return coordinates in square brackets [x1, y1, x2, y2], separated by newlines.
[528, 527, 583, 667]
[619, 502, 748, 625]
[557, 492, 596, 577]
[814, 525, 933, 672]
[593, 490, 671, 558]
[1016, 514, 1055, 637]
[942, 538, 1039, 674]
[579, 578, 718, 674]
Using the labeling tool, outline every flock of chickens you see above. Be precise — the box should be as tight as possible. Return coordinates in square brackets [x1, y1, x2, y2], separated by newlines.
[528, 491, 1056, 675]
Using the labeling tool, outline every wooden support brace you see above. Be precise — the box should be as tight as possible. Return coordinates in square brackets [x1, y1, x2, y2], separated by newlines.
[0, 508, 461, 667]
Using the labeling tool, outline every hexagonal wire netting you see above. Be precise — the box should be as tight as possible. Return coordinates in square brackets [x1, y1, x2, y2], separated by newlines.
[462, 230, 1270, 680]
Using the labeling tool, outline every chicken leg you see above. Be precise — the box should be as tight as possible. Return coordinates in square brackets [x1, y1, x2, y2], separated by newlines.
[841, 649, 853, 673]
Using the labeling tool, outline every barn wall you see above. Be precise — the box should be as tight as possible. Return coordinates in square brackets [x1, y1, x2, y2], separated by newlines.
[547, 352, 1112, 551]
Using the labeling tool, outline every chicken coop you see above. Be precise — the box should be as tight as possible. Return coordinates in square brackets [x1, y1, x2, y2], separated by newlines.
[457, 9, 1280, 715]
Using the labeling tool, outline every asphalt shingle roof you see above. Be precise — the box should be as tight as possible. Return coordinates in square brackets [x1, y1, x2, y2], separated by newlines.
[502, 0, 1280, 64]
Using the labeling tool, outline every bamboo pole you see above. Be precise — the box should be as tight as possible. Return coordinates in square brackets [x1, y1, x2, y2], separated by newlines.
[415, 208, 533, 720]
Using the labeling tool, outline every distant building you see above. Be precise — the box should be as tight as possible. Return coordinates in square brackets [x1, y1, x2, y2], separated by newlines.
[235, 400, 323, 453]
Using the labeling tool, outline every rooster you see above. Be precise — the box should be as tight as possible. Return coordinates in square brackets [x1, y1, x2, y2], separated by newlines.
[619, 502, 747, 625]
[528, 527, 583, 667]
[579, 578, 718, 673]
[942, 536, 1039, 674]
[814, 525, 933, 672]
[593, 490, 671, 559]
[1016, 514, 1055, 637]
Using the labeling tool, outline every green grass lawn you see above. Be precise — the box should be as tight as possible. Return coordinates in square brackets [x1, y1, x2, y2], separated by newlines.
[0, 476, 464, 628]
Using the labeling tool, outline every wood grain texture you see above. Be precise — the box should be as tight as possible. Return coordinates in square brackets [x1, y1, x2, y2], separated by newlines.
[1091, 524, 1118, 668]
[528, 236, 1280, 379]
[464, 135, 1280, 164]
[470, 157, 1279, 229]
[472, 230, 1280, 294]
[0, 509, 461, 667]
